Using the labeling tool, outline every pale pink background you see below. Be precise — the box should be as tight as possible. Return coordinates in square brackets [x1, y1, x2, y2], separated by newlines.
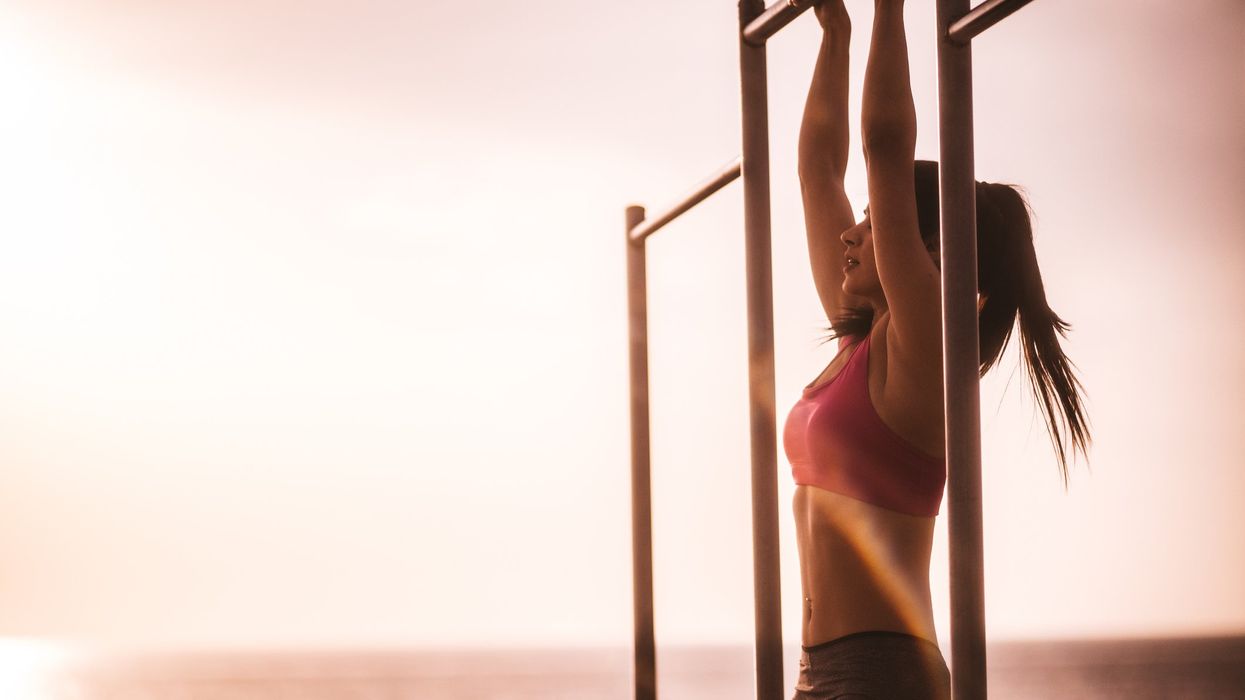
[0, 0, 1241, 654]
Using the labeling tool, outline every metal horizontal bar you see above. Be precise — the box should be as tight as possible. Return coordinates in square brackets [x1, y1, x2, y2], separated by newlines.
[742, 0, 816, 47]
[627, 156, 742, 242]
[947, 0, 1036, 45]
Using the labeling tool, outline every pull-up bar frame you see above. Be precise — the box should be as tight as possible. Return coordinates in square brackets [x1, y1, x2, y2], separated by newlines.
[625, 1, 1036, 697]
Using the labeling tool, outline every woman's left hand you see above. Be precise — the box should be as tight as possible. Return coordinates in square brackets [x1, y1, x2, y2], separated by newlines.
[812, 0, 851, 33]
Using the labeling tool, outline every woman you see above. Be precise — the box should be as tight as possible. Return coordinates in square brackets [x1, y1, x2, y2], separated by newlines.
[783, 1, 1092, 697]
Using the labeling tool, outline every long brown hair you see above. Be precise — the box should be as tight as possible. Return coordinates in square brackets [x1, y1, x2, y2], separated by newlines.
[821, 160, 1092, 487]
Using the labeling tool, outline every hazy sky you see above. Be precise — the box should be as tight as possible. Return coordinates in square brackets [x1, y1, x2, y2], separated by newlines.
[1, 0, 1242, 653]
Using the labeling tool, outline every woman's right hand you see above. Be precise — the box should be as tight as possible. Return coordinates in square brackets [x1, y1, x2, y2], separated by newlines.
[813, 0, 851, 33]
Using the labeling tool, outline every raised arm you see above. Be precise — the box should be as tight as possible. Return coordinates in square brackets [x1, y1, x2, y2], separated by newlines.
[798, 1, 864, 323]
[799, 1, 852, 182]
[862, 0, 917, 148]
[861, 0, 941, 356]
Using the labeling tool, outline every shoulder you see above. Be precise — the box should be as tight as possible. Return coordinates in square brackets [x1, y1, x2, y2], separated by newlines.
[837, 330, 870, 351]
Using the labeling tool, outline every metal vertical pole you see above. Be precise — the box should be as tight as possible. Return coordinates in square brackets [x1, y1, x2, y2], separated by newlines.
[626, 205, 657, 700]
[935, 1, 988, 698]
[738, 1, 783, 698]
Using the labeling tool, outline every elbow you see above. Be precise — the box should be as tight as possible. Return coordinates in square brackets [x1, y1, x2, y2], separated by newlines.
[862, 126, 916, 159]
[798, 145, 847, 184]
[797, 162, 843, 188]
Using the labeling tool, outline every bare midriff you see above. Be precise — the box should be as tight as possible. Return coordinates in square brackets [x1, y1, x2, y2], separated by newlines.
[793, 484, 939, 647]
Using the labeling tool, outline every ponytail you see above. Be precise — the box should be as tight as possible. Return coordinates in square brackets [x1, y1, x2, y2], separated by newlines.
[980, 183, 1093, 488]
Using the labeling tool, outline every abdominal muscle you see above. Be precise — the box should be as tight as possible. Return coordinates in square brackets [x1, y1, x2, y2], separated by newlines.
[793, 483, 939, 647]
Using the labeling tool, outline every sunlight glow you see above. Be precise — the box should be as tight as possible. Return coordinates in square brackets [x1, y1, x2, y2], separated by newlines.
[0, 639, 72, 700]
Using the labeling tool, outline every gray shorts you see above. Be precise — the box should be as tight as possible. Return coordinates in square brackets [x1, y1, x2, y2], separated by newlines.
[793, 630, 951, 700]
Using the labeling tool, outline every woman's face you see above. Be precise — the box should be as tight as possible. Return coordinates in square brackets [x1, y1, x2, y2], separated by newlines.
[840, 204, 941, 300]
[840, 209, 878, 298]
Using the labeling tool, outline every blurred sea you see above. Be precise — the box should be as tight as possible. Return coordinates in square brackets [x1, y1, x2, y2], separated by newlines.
[7, 635, 1243, 699]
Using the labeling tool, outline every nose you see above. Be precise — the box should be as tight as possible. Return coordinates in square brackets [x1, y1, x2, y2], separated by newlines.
[840, 225, 856, 247]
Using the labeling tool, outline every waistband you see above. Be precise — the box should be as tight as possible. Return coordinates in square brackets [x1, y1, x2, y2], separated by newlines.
[801, 630, 942, 654]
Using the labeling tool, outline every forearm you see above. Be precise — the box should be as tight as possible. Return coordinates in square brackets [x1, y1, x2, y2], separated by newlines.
[798, 27, 851, 182]
[862, 0, 916, 152]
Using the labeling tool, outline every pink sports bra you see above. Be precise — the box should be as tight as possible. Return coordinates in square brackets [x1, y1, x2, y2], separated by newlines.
[782, 331, 947, 517]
